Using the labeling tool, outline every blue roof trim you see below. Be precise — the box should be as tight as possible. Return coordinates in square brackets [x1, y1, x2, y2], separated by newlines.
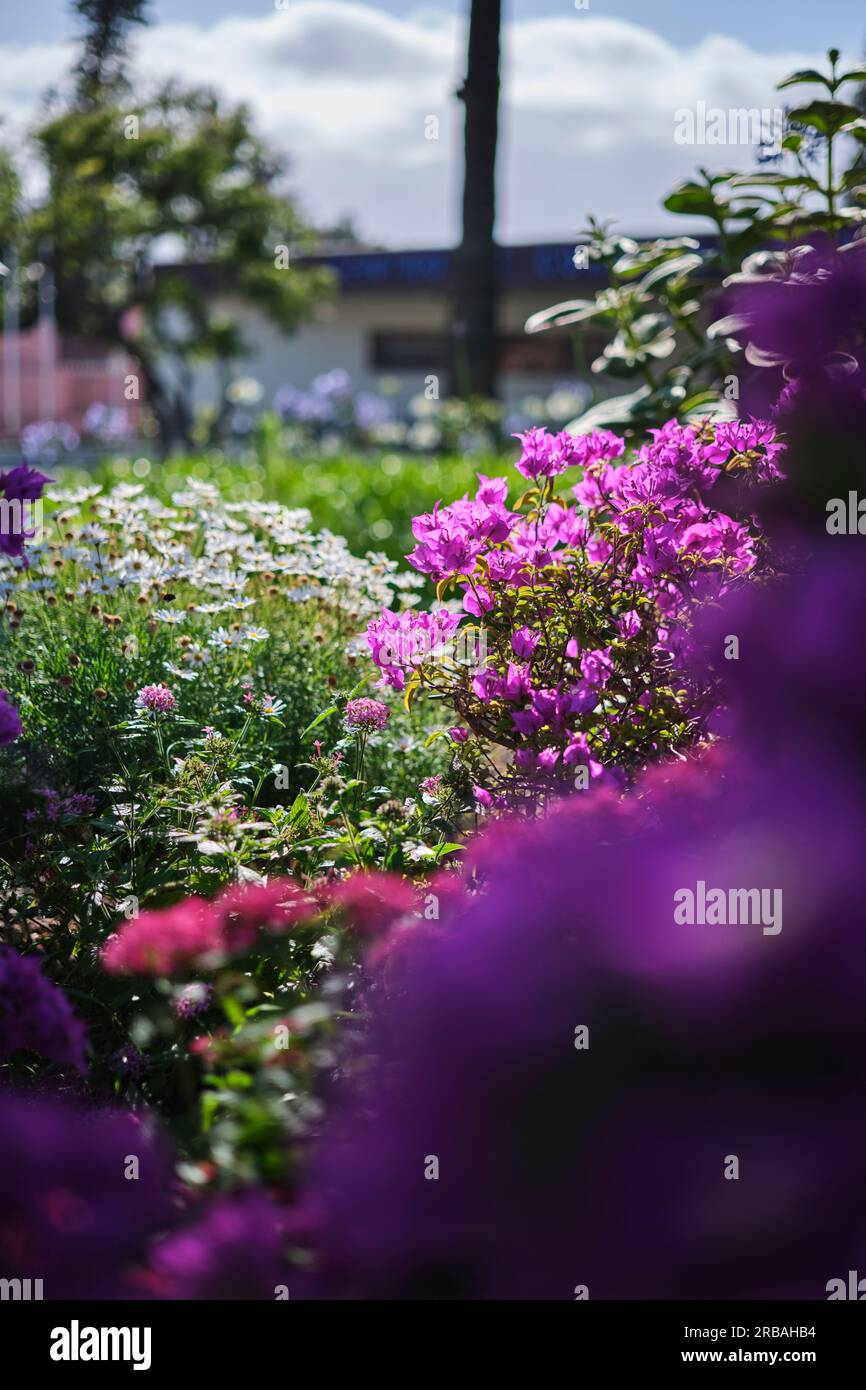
[301, 237, 722, 291]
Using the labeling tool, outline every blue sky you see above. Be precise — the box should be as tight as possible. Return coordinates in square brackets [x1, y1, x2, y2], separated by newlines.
[2, 2, 864, 246]
[6, 0, 866, 53]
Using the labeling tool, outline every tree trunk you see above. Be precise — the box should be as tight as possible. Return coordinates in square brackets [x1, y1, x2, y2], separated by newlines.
[451, 0, 502, 400]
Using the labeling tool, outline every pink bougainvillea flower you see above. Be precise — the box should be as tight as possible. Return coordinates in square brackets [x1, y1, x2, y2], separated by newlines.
[511, 627, 541, 660]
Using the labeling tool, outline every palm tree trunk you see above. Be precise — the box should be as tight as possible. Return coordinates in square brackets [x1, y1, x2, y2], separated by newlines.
[451, 0, 502, 400]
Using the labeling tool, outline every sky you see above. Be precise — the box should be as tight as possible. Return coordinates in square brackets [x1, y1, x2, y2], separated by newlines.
[1, 1, 864, 248]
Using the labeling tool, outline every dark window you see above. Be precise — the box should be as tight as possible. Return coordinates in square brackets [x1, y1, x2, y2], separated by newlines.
[370, 333, 449, 370]
[498, 334, 575, 374]
[370, 331, 587, 375]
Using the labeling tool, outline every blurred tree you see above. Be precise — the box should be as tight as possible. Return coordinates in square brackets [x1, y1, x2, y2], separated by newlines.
[73, 0, 149, 100]
[0, 4, 331, 448]
[451, 0, 502, 400]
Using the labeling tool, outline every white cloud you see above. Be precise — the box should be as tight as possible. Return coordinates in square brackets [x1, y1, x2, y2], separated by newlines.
[0, 3, 840, 246]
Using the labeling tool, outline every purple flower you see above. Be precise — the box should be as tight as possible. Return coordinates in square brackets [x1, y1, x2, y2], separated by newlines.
[385, 413, 783, 789]
[110, 1042, 146, 1080]
[0, 463, 50, 558]
[149, 1194, 289, 1300]
[354, 392, 393, 429]
[0, 947, 87, 1070]
[618, 609, 642, 639]
[366, 608, 463, 690]
[174, 982, 214, 1021]
[513, 427, 579, 481]
[727, 240, 866, 376]
[0, 1092, 173, 1298]
[312, 368, 352, 400]
[306, 741, 866, 1298]
[0, 689, 22, 745]
[579, 647, 614, 688]
[0, 462, 52, 502]
[511, 627, 541, 660]
[408, 487, 514, 582]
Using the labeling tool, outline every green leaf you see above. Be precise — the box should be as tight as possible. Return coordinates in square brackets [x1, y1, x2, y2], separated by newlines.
[221, 995, 245, 1028]
[524, 299, 606, 334]
[636, 252, 704, 292]
[201, 1093, 220, 1133]
[839, 118, 866, 144]
[682, 394, 737, 423]
[787, 101, 862, 136]
[567, 385, 653, 433]
[728, 172, 820, 193]
[223, 1070, 253, 1089]
[777, 68, 832, 91]
[612, 237, 700, 278]
[664, 179, 730, 219]
[300, 704, 338, 739]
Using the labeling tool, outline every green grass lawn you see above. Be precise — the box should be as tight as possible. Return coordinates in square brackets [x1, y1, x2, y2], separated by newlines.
[78, 448, 511, 564]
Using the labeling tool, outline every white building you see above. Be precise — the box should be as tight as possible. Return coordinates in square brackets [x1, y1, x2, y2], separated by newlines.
[157, 242, 598, 414]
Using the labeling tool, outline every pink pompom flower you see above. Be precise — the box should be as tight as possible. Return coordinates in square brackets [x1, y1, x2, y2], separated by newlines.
[136, 683, 177, 715]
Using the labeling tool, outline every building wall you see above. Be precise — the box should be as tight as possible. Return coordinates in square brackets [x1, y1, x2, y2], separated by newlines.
[163, 285, 585, 415]
[0, 322, 143, 439]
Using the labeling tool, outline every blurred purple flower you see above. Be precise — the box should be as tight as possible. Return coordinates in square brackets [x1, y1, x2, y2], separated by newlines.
[305, 741, 866, 1297]
[0, 1092, 173, 1298]
[724, 242, 866, 525]
[353, 391, 393, 430]
[149, 1194, 289, 1299]
[174, 982, 214, 1021]
[0, 689, 22, 745]
[0, 947, 87, 1070]
[312, 368, 352, 400]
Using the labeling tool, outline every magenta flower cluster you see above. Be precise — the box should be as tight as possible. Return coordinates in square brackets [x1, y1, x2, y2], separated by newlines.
[135, 682, 177, 715]
[366, 417, 784, 794]
[344, 697, 391, 732]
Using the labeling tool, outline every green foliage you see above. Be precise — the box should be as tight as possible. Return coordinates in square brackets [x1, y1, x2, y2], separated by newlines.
[0, 471, 459, 1176]
[526, 49, 866, 434]
[87, 447, 493, 564]
[0, 477, 448, 929]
